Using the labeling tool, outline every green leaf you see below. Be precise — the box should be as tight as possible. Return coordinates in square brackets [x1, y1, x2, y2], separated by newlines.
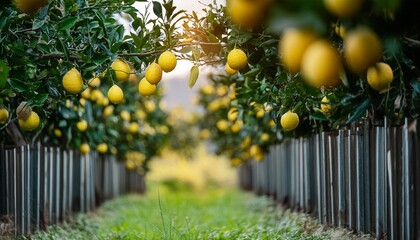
[310, 111, 328, 121]
[188, 65, 199, 88]
[8, 78, 27, 92]
[58, 16, 78, 31]
[31, 94, 49, 107]
[152, 1, 163, 19]
[411, 81, 420, 94]
[0, 60, 9, 88]
[346, 99, 371, 124]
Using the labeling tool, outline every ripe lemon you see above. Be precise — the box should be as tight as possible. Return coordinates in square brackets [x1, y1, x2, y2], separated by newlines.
[14, 0, 48, 14]
[231, 120, 243, 133]
[111, 59, 131, 82]
[62, 68, 83, 94]
[80, 143, 90, 154]
[76, 119, 88, 132]
[96, 143, 108, 154]
[138, 77, 157, 97]
[344, 27, 382, 74]
[227, 49, 248, 70]
[260, 133, 270, 142]
[128, 72, 139, 83]
[80, 88, 91, 99]
[225, 63, 238, 75]
[301, 40, 342, 89]
[227, 0, 267, 30]
[128, 122, 139, 134]
[88, 77, 101, 87]
[279, 29, 318, 73]
[54, 129, 62, 137]
[249, 145, 264, 161]
[323, 0, 364, 18]
[231, 158, 242, 167]
[227, 107, 239, 121]
[158, 51, 177, 73]
[107, 85, 124, 104]
[18, 111, 40, 131]
[120, 110, 131, 121]
[367, 62, 394, 92]
[280, 111, 299, 131]
[0, 108, 9, 124]
[145, 62, 163, 85]
[103, 106, 114, 117]
[199, 129, 211, 139]
[269, 119, 276, 127]
[320, 96, 333, 115]
[216, 119, 230, 132]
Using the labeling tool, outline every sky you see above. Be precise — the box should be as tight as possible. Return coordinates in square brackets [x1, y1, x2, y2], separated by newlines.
[133, 0, 226, 112]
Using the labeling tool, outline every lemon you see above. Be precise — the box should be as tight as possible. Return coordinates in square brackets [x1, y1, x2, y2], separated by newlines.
[225, 63, 238, 75]
[96, 143, 108, 154]
[250, 145, 264, 161]
[199, 129, 211, 139]
[80, 88, 91, 99]
[120, 110, 131, 121]
[260, 133, 270, 142]
[320, 96, 333, 115]
[201, 85, 215, 95]
[279, 29, 318, 73]
[0, 108, 9, 124]
[231, 120, 243, 133]
[88, 77, 101, 87]
[18, 111, 40, 131]
[138, 77, 157, 97]
[241, 136, 251, 149]
[231, 158, 242, 167]
[269, 119, 276, 127]
[280, 111, 299, 131]
[256, 109, 264, 119]
[103, 106, 114, 117]
[344, 27, 382, 74]
[107, 85, 124, 104]
[76, 119, 88, 132]
[62, 68, 83, 94]
[128, 122, 139, 134]
[216, 119, 230, 132]
[324, 0, 364, 18]
[228, 0, 268, 30]
[301, 40, 342, 89]
[90, 89, 104, 102]
[227, 49, 247, 71]
[54, 129, 62, 137]
[80, 143, 90, 155]
[227, 107, 239, 121]
[14, 0, 48, 14]
[158, 51, 177, 73]
[145, 62, 163, 85]
[128, 71, 139, 83]
[334, 23, 346, 38]
[367, 62, 394, 92]
[111, 59, 131, 82]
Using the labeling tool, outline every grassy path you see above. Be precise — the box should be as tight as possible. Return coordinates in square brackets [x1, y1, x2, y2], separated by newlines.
[30, 185, 330, 240]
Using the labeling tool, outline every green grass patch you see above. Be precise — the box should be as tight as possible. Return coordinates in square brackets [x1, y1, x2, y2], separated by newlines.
[28, 185, 330, 240]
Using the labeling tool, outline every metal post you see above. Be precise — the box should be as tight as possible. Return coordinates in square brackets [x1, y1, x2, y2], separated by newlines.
[338, 130, 346, 227]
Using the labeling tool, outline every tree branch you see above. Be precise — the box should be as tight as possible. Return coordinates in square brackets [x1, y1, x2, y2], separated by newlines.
[35, 53, 82, 61]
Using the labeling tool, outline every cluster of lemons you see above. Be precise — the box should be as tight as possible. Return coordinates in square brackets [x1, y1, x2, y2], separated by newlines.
[227, 0, 394, 133]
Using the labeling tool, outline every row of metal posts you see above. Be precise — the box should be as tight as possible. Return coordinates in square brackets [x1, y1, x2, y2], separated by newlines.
[0, 143, 145, 236]
[238, 119, 420, 239]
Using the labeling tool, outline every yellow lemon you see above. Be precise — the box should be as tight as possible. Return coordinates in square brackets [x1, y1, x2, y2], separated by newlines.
[301, 40, 342, 88]
[88, 77, 101, 87]
[227, 107, 239, 121]
[120, 110, 131, 121]
[111, 59, 131, 82]
[260, 133, 270, 142]
[335, 23, 347, 39]
[76, 119, 88, 132]
[324, 0, 364, 18]
[344, 27, 382, 74]
[96, 143, 108, 154]
[80, 143, 90, 154]
[269, 119, 276, 127]
[62, 68, 83, 94]
[225, 63, 238, 75]
[0, 108, 9, 124]
[54, 129, 62, 137]
[231, 120, 243, 133]
[279, 28, 318, 73]
[14, 0, 48, 14]
[250, 145, 264, 161]
[103, 106, 114, 117]
[18, 111, 40, 131]
[280, 111, 299, 131]
[231, 158, 242, 167]
[256, 109, 264, 119]
[216, 119, 230, 132]
[320, 96, 333, 115]
[201, 85, 215, 95]
[367, 62, 394, 92]
[199, 129, 211, 139]
[228, 0, 268, 30]
[128, 122, 139, 134]
[227, 49, 247, 70]
[158, 51, 177, 73]
[138, 77, 157, 97]
[145, 62, 163, 85]
[241, 136, 251, 149]
[107, 85, 124, 104]
[80, 88, 91, 99]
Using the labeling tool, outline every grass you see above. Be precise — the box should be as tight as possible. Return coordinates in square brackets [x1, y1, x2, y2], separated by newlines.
[27, 184, 332, 240]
